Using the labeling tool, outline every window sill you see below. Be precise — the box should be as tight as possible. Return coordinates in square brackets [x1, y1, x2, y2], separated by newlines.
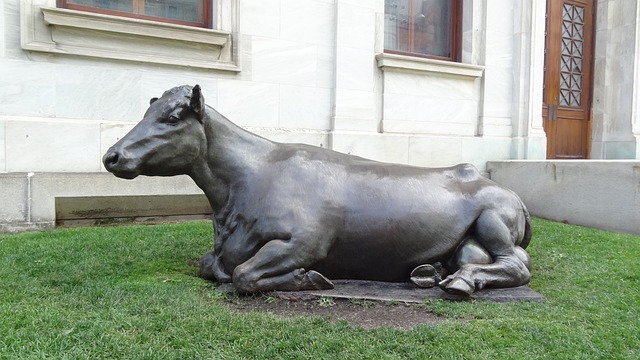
[21, 2, 239, 71]
[376, 53, 483, 79]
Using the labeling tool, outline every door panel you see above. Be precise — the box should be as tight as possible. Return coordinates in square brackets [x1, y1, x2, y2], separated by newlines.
[543, 0, 594, 159]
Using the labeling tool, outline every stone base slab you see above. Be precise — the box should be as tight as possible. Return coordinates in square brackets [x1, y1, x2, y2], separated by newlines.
[217, 280, 544, 303]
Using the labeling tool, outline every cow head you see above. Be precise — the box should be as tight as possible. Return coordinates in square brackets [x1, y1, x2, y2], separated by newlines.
[103, 85, 207, 179]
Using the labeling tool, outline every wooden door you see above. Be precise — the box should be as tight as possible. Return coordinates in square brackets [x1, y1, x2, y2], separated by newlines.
[543, 0, 595, 159]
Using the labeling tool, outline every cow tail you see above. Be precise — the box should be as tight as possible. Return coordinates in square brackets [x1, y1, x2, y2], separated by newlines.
[518, 198, 532, 250]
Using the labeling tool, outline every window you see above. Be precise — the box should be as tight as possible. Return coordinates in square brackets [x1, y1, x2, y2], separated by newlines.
[23, 0, 237, 71]
[384, 0, 461, 61]
[57, 0, 212, 28]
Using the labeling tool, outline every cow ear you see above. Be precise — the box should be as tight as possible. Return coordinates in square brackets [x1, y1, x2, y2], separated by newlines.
[190, 84, 205, 120]
[149, 97, 158, 105]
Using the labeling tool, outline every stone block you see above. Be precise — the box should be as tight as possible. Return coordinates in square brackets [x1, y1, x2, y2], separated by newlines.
[217, 80, 280, 128]
[0, 4, 4, 58]
[0, 61, 55, 117]
[251, 37, 317, 87]
[382, 94, 477, 134]
[6, 120, 101, 172]
[380, 69, 480, 137]
[54, 67, 142, 121]
[604, 141, 637, 159]
[336, 2, 375, 50]
[335, 47, 375, 92]
[240, 0, 281, 38]
[0, 173, 28, 224]
[280, 0, 335, 46]
[0, 120, 5, 172]
[482, 66, 514, 118]
[316, 45, 336, 89]
[408, 136, 463, 167]
[333, 88, 376, 124]
[279, 85, 331, 130]
[331, 131, 409, 164]
[384, 71, 479, 100]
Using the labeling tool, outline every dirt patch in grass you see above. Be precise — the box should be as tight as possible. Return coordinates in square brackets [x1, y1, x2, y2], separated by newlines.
[224, 293, 444, 330]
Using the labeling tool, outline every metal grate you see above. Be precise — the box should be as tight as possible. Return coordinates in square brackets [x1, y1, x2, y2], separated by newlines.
[559, 4, 585, 107]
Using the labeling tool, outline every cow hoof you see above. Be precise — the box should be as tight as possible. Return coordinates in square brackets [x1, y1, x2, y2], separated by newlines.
[440, 277, 474, 296]
[199, 252, 231, 283]
[307, 270, 334, 290]
[410, 264, 437, 288]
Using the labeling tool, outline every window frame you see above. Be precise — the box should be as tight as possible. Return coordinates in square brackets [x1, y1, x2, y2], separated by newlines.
[57, 0, 212, 28]
[384, 0, 462, 62]
[21, 0, 239, 72]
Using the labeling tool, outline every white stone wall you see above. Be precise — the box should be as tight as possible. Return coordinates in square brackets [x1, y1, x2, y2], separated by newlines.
[0, 0, 548, 177]
[1, 0, 335, 174]
[593, 0, 640, 158]
[363, 0, 547, 169]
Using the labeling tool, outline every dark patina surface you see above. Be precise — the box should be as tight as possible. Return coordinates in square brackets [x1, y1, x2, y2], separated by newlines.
[103, 85, 533, 296]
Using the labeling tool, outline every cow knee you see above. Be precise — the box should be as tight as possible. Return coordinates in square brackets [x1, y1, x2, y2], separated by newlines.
[232, 265, 260, 294]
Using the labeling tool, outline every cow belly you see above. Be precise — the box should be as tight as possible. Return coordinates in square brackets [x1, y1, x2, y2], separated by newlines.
[310, 194, 476, 281]
[312, 223, 466, 281]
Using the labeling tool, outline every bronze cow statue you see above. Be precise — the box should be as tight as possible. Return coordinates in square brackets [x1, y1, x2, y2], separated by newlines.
[103, 85, 532, 296]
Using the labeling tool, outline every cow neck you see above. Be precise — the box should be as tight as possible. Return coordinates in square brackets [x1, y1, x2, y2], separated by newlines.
[190, 107, 275, 214]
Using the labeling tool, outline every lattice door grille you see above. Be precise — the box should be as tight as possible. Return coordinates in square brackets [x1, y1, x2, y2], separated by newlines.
[559, 4, 584, 107]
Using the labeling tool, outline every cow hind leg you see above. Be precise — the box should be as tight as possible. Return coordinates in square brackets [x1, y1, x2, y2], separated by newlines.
[440, 210, 531, 296]
[231, 239, 334, 294]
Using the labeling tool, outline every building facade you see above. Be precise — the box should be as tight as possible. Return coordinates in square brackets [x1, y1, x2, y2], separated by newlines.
[1, 0, 639, 230]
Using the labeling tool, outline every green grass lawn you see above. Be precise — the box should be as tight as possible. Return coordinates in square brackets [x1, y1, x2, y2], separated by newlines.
[0, 218, 638, 359]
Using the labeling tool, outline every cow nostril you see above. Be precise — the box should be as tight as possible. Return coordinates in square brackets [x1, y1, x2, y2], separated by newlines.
[103, 152, 120, 169]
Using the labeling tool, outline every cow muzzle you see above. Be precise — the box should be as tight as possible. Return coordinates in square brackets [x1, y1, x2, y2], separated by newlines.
[102, 148, 140, 179]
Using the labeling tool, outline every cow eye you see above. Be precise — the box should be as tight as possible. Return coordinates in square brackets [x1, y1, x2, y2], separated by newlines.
[167, 115, 180, 124]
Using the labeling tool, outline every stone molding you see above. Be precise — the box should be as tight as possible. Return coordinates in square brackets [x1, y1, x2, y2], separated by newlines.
[376, 53, 484, 79]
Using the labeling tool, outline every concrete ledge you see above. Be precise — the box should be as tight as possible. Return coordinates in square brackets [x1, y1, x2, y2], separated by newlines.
[0, 172, 205, 232]
[55, 194, 212, 227]
[487, 160, 640, 235]
[55, 194, 211, 220]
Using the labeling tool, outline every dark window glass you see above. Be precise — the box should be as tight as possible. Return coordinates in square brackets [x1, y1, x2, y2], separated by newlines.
[59, 0, 211, 28]
[384, 0, 460, 61]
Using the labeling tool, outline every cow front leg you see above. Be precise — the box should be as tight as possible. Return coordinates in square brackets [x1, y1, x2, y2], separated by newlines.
[440, 210, 531, 296]
[199, 250, 231, 283]
[231, 239, 334, 294]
